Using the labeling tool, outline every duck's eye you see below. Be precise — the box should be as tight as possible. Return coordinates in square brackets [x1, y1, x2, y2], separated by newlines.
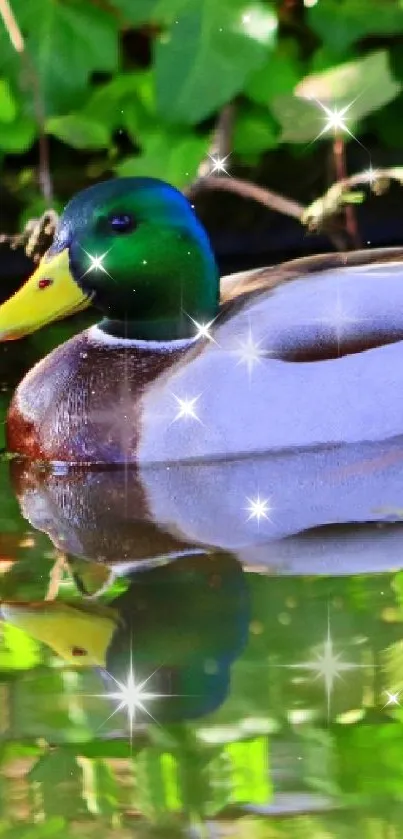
[71, 646, 87, 657]
[108, 214, 134, 234]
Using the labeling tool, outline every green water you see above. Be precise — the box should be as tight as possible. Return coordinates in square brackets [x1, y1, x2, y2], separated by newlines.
[0, 333, 403, 838]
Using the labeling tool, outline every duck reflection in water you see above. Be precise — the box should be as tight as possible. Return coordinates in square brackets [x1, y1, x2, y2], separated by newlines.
[4, 461, 251, 724]
[10, 439, 403, 578]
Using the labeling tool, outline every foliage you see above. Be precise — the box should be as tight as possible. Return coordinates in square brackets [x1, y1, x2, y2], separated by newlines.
[1, 0, 403, 217]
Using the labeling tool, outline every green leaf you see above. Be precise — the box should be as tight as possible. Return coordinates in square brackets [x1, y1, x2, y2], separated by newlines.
[309, 46, 355, 74]
[271, 50, 401, 143]
[12, 0, 119, 115]
[85, 72, 154, 134]
[116, 130, 210, 187]
[245, 44, 302, 106]
[0, 114, 36, 153]
[233, 105, 279, 156]
[155, 0, 277, 124]
[308, 0, 403, 52]
[109, 0, 188, 25]
[0, 79, 16, 123]
[46, 115, 110, 149]
[0, 23, 19, 87]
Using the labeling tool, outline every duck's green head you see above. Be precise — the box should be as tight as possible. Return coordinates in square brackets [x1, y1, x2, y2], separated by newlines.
[0, 178, 219, 340]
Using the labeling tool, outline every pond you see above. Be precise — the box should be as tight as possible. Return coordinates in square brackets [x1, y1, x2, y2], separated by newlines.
[0, 322, 403, 839]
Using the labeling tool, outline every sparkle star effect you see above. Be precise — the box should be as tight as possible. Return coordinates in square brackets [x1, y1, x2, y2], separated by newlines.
[95, 663, 164, 739]
[233, 327, 268, 378]
[364, 165, 378, 185]
[317, 101, 354, 138]
[172, 394, 202, 423]
[208, 153, 231, 176]
[187, 314, 219, 344]
[81, 248, 114, 280]
[311, 288, 366, 356]
[283, 610, 369, 720]
[246, 494, 272, 526]
[383, 691, 401, 708]
[309, 99, 366, 152]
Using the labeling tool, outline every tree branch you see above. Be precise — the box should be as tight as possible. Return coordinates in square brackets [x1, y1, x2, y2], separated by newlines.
[0, 209, 58, 262]
[0, 0, 23, 51]
[0, 0, 53, 201]
[188, 165, 403, 253]
[187, 174, 304, 220]
[197, 104, 235, 178]
[332, 135, 360, 249]
[302, 166, 403, 231]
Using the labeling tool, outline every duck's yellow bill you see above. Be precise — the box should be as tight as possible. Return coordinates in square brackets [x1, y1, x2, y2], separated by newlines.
[1, 601, 117, 667]
[0, 248, 89, 340]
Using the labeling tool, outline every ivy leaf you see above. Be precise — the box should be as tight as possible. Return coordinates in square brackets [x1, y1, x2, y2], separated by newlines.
[12, 0, 119, 115]
[85, 72, 154, 133]
[155, 0, 277, 124]
[308, 0, 403, 52]
[46, 115, 110, 149]
[272, 51, 401, 143]
[309, 46, 355, 74]
[0, 79, 16, 123]
[116, 130, 210, 187]
[245, 44, 302, 106]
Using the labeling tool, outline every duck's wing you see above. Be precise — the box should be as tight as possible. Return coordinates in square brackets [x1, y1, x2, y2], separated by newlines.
[216, 246, 403, 359]
[219, 246, 403, 306]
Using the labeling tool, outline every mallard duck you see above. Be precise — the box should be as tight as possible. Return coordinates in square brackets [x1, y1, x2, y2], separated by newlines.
[2, 551, 249, 722]
[2, 176, 403, 463]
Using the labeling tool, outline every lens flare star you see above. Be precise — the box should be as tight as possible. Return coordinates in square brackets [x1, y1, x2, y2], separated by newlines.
[172, 394, 202, 423]
[283, 610, 370, 720]
[364, 165, 378, 185]
[246, 494, 272, 526]
[95, 663, 164, 738]
[320, 102, 352, 135]
[188, 315, 218, 344]
[311, 288, 366, 356]
[383, 691, 400, 708]
[81, 248, 113, 280]
[233, 328, 267, 378]
[208, 153, 231, 176]
[308, 99, 366, 151]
